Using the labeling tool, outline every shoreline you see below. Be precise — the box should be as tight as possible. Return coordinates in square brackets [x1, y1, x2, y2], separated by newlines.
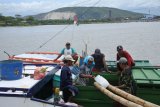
[0, 20, 160, 27]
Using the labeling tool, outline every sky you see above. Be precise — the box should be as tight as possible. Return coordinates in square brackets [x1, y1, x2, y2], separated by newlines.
[0, 0, 160, 16]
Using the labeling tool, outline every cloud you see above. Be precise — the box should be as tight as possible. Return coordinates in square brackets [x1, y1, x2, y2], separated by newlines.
[87, 0, 160, 9]
[0, 0, 160, 16]
[0, 0, 63, 16]
[66, 0, 160, 15]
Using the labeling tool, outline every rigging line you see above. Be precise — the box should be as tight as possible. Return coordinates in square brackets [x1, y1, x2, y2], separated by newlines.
[71, 25, 75, 44]
[35, 25, 70, 51]
[0, 49, 11, 58]
[66, 0, 93, 21]
[62, 0, 93, 19]
[70, 0, 93, 7]
[79, 0, 102, 19]
[34, 0, 102, 51]
[69, 0, 101, 44]
[34, 0, 93, 51]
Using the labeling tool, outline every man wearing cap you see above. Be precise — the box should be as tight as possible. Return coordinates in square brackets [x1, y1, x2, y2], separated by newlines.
[114, 57, 133, 107]
[60, 55, 78, 103]
[54, 42, 77, 61]
[117, 45, 135, 70]
[76, 56, 95, 86]
[116, 57, 133, 93]
[92, 49, 110, 72]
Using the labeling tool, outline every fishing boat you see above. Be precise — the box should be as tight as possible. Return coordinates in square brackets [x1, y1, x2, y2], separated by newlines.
[1, 1, 160, 106]
[0, 60, 72, 107]
[1, 52, 159, 107]
[73, 63, 160, 107]
[52, 59, 160, 107]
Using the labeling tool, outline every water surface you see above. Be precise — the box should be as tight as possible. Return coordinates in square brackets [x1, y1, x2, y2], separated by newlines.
[0, 22, 160, 65]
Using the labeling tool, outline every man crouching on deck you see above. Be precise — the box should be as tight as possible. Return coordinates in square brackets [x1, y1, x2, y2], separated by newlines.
[60, 55, 79, 103]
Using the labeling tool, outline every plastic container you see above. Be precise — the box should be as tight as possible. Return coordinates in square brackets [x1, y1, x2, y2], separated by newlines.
[94, 75, 110, 88]
[0, 60, 23, 80]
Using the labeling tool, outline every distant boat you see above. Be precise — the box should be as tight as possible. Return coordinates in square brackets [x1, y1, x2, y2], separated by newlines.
[73, 15, 79, 26]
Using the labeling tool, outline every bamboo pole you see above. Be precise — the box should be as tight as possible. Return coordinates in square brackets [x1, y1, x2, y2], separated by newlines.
[108, 85, 160, 107]
[94, 82, 142, 107]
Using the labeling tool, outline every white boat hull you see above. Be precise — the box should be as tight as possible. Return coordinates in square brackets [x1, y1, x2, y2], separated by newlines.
[0, 97, 59, 107]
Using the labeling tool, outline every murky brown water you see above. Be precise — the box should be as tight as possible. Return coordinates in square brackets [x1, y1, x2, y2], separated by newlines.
[0, 22, 160, 65]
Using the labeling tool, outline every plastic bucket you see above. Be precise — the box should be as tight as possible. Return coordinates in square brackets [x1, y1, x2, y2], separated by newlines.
[0, 60, 23, 80]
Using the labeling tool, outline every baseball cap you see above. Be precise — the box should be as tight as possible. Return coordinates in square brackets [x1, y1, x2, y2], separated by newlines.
[117, 57, 127, 64]
[117, 45, 123, 51]
[63, 55, 75, 62]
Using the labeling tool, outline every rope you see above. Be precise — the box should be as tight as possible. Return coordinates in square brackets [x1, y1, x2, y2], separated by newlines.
[71, 24, 75, 44]
[34, 0, 102, 51]
[70, 0, 93, 7]
[0, 49, 11, 58]
[35, 25, 70, 51]
[79, 0, 102, 20]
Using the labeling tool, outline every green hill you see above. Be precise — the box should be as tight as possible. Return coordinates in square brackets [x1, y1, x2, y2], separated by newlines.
[32, 7, 144, 20]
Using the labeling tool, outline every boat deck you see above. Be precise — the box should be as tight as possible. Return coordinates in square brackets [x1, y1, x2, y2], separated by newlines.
[0, 64, 56, 95]
[0, 76, 39, 89]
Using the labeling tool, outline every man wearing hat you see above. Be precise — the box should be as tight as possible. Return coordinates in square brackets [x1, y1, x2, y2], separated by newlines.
[54, 42, 77, 61]
[114, 57, 133, 107]
[116, 57, 133, 93]
[60, 55, 78, 103]
[117, 45, 135, 70]
[92, 49, 110, 72]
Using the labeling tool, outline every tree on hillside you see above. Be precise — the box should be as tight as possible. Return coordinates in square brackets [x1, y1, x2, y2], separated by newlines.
[26, 16, 34, 24]
[0, 15, 5, 21]
[4, 16, 15, 25]
[15, 14, 22, 18]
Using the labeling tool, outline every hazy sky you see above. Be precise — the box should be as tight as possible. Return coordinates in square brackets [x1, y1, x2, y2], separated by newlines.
[0, 0, 160, 16]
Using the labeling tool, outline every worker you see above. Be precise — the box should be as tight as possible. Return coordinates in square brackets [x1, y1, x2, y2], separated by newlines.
[117, 45, 135, 70]
[116, 57, 133, 93]
[54, 42, 78, 62]
[92, 49, 110, 72]
[114, 57, 134, 107]
[60, 55, 78, 103]
[76, 56, 95, 86]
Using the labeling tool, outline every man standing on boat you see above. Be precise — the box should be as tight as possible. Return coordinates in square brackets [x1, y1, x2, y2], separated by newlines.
[114, 57, 133, 107]
[54, 42, 78, 62]
[76, 56, 95, 86]
[116, 45, 135, 70]
[60, 55, 78, 103]
[91, 49, 110, 72]
[116, 57, 133, 93]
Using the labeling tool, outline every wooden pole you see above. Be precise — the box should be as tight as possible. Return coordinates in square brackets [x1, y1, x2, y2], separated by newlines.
[108, 85, 160, 107]
[94, 82, 142, 107]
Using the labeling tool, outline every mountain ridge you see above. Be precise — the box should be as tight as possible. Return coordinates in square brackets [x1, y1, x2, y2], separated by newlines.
[30, 7, 144, 20]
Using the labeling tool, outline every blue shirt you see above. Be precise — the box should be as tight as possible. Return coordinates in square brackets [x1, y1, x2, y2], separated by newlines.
[60, 65, 72, 90]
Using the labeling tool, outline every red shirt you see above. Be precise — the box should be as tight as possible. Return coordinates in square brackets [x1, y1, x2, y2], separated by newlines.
[117, 50, 135, 67]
